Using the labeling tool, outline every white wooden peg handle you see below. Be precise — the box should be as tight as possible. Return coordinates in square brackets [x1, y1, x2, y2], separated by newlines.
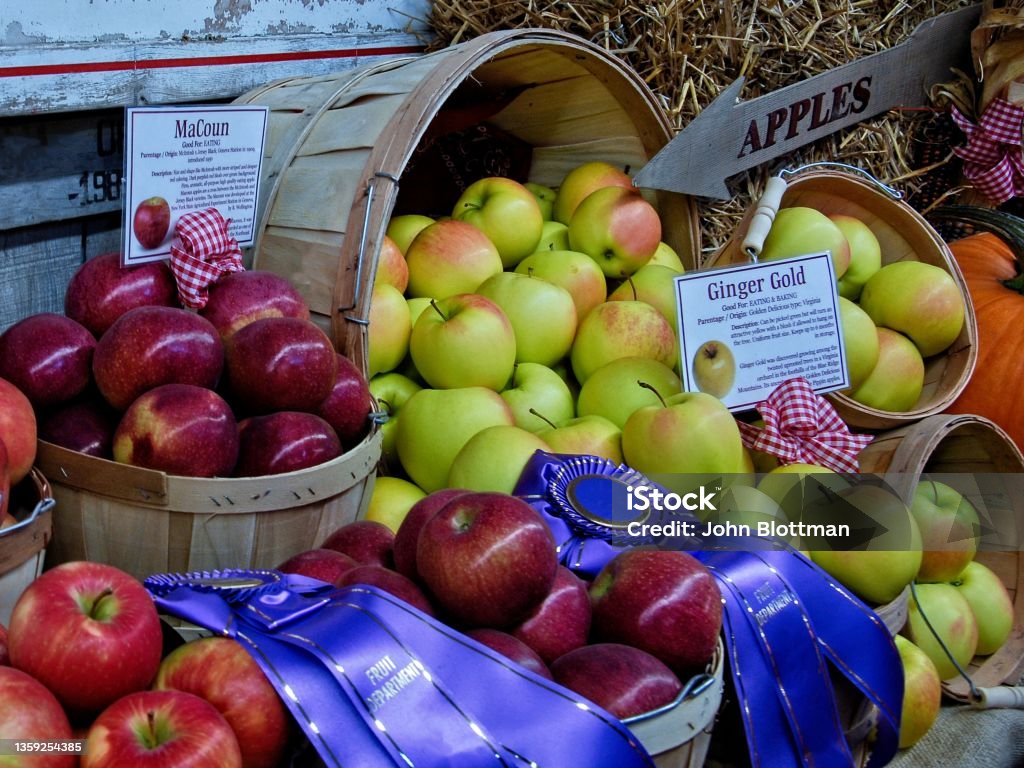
[971, 686, 1024, 709]
[741, 175, 788, 261]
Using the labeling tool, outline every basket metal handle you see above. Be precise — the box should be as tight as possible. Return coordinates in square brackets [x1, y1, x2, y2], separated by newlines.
[779, 162, 903, 200]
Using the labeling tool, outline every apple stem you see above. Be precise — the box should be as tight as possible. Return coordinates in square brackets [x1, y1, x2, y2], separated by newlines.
[429, 299, 448, 321]
[637, 380, 666, 407]
[143, 710, 159, 750]
[529, 408, 558, 429]
[88, 587, 115, 620]
[626, 276, 637, 301]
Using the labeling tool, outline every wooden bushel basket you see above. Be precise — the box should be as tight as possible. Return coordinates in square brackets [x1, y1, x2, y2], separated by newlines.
[706, 164, 977, 430]
[0, 468, 54, 626]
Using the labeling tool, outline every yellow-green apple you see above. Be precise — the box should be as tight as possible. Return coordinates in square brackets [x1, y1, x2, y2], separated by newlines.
[691, 340, 736, 398]
[364, 475, 427, 532]
[515, 249, 607, 322]
[838, 297, 880, 389]
[552, 160, 634, 225]
[905, 582, 979, 679]
[911, 480, 980, 583]
[392, 489, 471, 580]
[500, 362, 575, 433]
[477, 271, 578, 366]
[538, 414, 623, 464]
[113, 384, 239, 477]
[648, 241, 687, 272]
[859, 261, 965, 357]
[464, 628, 552, 679]
[369, 372, 421, 469]
[155, 637, 288, 768]
[589, 549, 722, 677]
[92, 306, 224, 411]
[406, 296, 432, 328]
[316, 353, 373, 449]
[448, 425, 551, 494]
[82, 689, 243, 768]
[386, 213, 435, 254]
[337, 565, 436, 616]
[805, 483, 922, 605]
[374, 235, 409, 292]
[609, 263, 682, 331]
[0, 313, 96, 409]
[534, 220, 571, 252]
[576, 356, 681, 429]
[415, 491, 558, 628]
[0, 666, 76, 768]
[832, 215, 882, 300]
[570, 300, 676, 383]
[756, 462, 846, 512]
[568, 186, 661, 278]
[512, 566, 591, 664]
[405, 219, 503, 299]
[894, 635, 942, 749]
[705, 483, 797, 545]
[846, 327, 924, 412]
[132, 196, 172, 250]
[368, 282, 411, 378]
[621, 389, 749, 475]
[276, 548, 358, 586]
[524, 182, 557, 221]
[8, 561, 163, 714]
[452, 177, 544, 268]
[64, 251, 179, 338]
[39, 398, 118, 459]
[409, 294, 516, 391]
[952, 560, 1015, 656]
[233, 411, 341, 477]
[759, 206, 851, 278]
[322, 519, 395, 568]
[550, 643, 682, 719]
[0, 377, 37, 484]
[199, 270, 310, 342]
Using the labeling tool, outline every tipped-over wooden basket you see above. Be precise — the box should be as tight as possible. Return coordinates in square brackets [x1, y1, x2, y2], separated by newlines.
[0, 468, 54, 626]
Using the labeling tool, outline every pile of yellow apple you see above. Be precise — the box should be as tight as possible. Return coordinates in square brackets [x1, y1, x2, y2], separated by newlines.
[757, 206, 966, 412]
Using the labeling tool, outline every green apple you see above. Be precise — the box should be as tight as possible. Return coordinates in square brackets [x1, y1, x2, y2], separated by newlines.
[447, 425, 551, 494]
[648, 241, 687, 272]
[405, 219, 503, 299]
[756, 463, 847, 513]
[368, 283, 411, 377]
[369, 372, 422, 469]
[832, 214, 881, 300]
[364, 475, 427, 532]
[952, 560, 1015, 656]
[760, 206, 851, 279]
[552, 160, 634, 225]
[608, 263, 682, 330]
[859, 261, 966, 357]
[846, 327, 924, 412]
[524, 182, 557, 221]
[568, 186, 662, 278]
[894, 635, 942, 749]
[570, 300, 676, 384]
[705, 483, 792, 541]
[534, 221, 571, 252]
[406, 296, 433, 328]
[576, 356, 681, 429]
[452, 177, 544, 268]
[838, 296, 880, 390]
[538, 414, 623, 464]
[395, 386, 514, 492]
[500, 362, 576, 433]
[374, 235, 409, 293]
[691, 339, 736, 399]
[621, 389, 750, 475]
[387, 213, 435, 254]
[515, 250, 607, 322]
[911, 480, 980, 583]
[476, 271, 578, 366]
[905, 582, 979, 680]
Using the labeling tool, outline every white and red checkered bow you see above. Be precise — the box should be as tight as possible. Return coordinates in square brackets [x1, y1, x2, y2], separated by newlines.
[951, 98, 1024, 205]
[736, 378, 873, 473]
[169, 208, 245, 309]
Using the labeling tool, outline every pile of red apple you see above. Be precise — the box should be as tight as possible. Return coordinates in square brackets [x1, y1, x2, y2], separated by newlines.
[0, 254, 374, 478]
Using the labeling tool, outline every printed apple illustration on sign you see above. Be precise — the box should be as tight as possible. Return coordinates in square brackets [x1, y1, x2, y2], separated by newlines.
[691, 339, 735, 398]
[133, 196, 172, 250]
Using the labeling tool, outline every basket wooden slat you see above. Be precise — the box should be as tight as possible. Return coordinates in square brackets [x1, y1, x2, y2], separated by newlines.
[0, 468, 53, 626]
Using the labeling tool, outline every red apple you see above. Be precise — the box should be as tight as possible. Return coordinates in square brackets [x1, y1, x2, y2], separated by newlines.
[375, 235, 409, 293]
[82, 689, 242, 768]
[225, 317, 337, 414]
[64, 252, 180, 338]
[92, 306, 224, 411]
[315, 353, 373, 449]
[132, 196, 172, 250]
[550, 643, 683, 720]
[416, 492, 558, 628]
[321, 519, 395, 568]
[0, 378, 37, 484]
[338, 565, 435, 616]
[465, 628, 552, 680]
[8, 560, 163, 714]
[0, 666, 77, 767]
[233, 411, 341, 477]
[38, 398, 119, 459]
[0, 622, 9, 666]
[199, 270, 311, 341]
[277, 548, 359, 586]
[392, 488, 471, 580]
[113, 384, 239, 477]
[0, 437, 10, 521]
[511, 566, 591, 664]
[589, 549, 722, 678]
[155, 637, 288, 768]
[0, 313, 96, 408]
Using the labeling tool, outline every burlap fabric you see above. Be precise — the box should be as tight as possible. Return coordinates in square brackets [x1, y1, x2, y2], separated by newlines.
[890, 705, 1024, 767]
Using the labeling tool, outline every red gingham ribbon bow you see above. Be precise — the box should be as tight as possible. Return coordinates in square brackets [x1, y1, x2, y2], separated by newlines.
[735, 378, 873, 473]
[169, 208, 245, 309]
[951, 98, 1024, 205]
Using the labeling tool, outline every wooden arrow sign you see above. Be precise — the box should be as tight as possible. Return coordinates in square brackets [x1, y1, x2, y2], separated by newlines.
[633, 5, 983, 199]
